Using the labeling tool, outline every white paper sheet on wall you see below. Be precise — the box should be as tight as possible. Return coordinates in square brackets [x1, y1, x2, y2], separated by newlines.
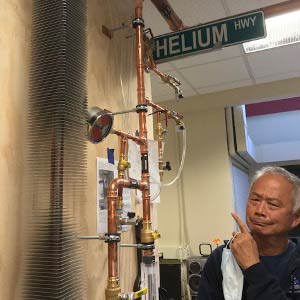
[96, 157, 132, 234]
[128, 139, 161, 203]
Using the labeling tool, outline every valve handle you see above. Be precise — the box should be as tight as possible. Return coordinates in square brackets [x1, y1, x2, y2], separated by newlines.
[119, 159, 131, 169]
[152, 230, 161, 240]
[134, 287, 148, 299]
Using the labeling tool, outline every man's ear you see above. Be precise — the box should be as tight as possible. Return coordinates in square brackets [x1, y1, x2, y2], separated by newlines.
[291, 211, 300, 228]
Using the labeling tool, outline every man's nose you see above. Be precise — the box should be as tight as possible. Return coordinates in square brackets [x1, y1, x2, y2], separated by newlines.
[255, 201, 267, 216]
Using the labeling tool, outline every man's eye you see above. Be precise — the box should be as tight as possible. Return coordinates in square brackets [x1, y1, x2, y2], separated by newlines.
[269, 202, 279, 208]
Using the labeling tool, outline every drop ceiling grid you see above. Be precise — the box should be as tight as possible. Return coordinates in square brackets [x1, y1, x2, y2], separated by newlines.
[247, 43, 300, 78]
[195, 79, 253, 95]
[177, 56, 251, 89]
[169, 0, 227, 26]
[144, 0, 300, 102]
[255, 70, 300, 84]
[224, 0, 286, 15]
[170, 45, 242, 69]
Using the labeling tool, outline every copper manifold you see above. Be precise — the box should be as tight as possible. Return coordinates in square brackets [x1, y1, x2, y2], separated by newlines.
[106, 2, 153, 298]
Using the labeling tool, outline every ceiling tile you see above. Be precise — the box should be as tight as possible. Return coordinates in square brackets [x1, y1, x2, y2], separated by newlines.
[166, 0, 227, 25]
[255, 70, 300, 84]
[149, 61, 175, 72]
[247, 43, 300, 78]
[170, 45, 242, 69]
[195, 79, 252, 95]
[224, 0, 285, 15]
[143, 0, 227, 36]
[143, 0, 168, 36]
[180, 56, 251, 88]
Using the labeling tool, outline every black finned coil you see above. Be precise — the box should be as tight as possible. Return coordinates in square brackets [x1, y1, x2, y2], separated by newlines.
[22, 0, 87, 299]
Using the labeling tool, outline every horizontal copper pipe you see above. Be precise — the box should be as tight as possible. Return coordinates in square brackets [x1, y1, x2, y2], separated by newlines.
[146, 99, 183, 123]
[112, 129, 145, 146]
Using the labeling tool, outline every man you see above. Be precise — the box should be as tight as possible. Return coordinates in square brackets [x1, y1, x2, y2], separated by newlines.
[198, 166, 300, 300]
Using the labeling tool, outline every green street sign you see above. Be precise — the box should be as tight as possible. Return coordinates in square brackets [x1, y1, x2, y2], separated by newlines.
[153, 11, 266, 63]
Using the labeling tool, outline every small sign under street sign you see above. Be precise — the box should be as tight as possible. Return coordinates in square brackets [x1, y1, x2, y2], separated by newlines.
[153, 11, 266, 63]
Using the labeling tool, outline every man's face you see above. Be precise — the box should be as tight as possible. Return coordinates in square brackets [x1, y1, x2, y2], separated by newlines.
[246, 173, 300, 237]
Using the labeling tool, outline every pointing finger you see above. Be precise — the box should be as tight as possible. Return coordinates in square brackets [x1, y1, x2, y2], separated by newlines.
[231, 212, 249, 234]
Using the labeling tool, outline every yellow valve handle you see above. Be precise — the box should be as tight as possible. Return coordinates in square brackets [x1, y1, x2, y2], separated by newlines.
[119, 159, 131, 168]
[152, 231, 161, 240]
[133, 288, 148, 299]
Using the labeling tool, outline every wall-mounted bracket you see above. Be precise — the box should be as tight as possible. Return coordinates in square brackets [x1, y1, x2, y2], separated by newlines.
[102, 23, 129, 39]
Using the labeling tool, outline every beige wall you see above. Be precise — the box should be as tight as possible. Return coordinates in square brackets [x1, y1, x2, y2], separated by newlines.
[0, 1, 32, 299]
[158, 108, 234, 257]
[157, 77, 300, 258]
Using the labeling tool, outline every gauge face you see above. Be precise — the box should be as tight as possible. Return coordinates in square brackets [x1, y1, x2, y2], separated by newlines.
[88, 110, 113, 143]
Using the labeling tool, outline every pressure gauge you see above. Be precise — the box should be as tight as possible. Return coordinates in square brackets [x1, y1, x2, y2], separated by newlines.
[87, 107, 114, 143]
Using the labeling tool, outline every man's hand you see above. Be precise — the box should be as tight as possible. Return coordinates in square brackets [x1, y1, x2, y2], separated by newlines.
[230, 212, 260, 270]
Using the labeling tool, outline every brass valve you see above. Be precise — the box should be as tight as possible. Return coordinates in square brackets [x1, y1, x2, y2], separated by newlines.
[140, 221, 154, 244]
[105, 277, 121, 300]
[118, 159, 131, 171]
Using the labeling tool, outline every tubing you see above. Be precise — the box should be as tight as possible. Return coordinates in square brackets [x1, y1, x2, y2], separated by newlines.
[162, 123, 186, 187]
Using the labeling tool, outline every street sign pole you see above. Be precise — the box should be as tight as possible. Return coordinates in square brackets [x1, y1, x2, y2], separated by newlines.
[153, 11, 266, 63]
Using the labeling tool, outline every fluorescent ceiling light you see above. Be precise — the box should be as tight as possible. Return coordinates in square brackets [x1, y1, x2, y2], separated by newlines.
[243, 10, 300, 53]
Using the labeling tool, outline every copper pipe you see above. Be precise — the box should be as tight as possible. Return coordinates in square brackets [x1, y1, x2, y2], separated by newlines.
[150, 0, 186, 31]
[117, 136, 128, 231]
[146, 99, 167, 113]
[112, 128, 145, 146]
[146, 99, 183, 124]
[136, 1, 146, 109]
[107, 178, 142, 278]
[119, 136, 127, 164]
[264, 0, 300, 18]
[144, 33, 183, 98]
[135, 1, 151, 224]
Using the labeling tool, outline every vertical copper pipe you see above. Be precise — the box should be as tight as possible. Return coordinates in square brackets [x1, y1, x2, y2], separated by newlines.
[136, 1, 146, 109]
[119, 136, 127, 165]
[117, 136, 127, 230]
[107, 178, 141, 278]
[107, 184, 119, 278]
[135, 0, 151, 223]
